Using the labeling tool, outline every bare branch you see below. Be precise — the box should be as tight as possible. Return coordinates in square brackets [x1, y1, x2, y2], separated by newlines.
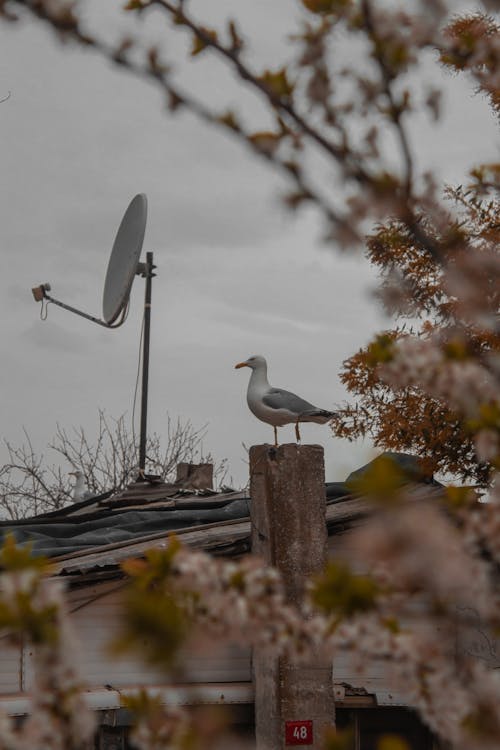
[0, 412, 226, 519]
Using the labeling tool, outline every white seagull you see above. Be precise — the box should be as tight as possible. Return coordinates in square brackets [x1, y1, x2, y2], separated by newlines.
[235, 355, 336, 446]
[69, 470, 92, 501]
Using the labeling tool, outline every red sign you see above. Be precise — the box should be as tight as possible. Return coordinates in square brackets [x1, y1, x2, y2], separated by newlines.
[285, 720, 313, 745]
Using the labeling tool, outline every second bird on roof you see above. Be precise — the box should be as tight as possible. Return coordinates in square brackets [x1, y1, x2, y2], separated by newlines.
[235, 355, 336, 446]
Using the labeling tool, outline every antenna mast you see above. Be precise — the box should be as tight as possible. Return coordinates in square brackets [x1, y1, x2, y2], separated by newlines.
[138, 251, 155, 477]
[31, 194, 156, 481]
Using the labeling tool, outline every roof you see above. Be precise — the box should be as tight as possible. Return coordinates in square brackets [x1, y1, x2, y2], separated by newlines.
[49, 491, 399, 579]
[0, 452, 442, 566]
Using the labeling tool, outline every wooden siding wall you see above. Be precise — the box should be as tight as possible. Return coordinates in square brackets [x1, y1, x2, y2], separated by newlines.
[65, 582, 252, 689]
[0, 577, 406, 705]
[0, 639, 22, 694]
[0, 580, 251, 696]
[63, 581, 407, 703]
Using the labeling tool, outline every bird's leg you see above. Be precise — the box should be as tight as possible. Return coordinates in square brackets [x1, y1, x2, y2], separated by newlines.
[295, 419, 301, 443]
[274, 425, 278, 446]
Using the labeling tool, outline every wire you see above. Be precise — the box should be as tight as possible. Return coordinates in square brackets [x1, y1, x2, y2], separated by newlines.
[131, 309, 145, 470]
[108, 299, 130, 328]
[40, 298, 50, 321]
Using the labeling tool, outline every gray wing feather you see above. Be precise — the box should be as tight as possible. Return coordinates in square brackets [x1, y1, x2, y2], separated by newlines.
[262, 388, 317, 414]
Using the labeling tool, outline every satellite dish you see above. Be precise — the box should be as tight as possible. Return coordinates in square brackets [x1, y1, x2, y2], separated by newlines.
[31, 193, 157, 480]
[103, 193, 147, 324]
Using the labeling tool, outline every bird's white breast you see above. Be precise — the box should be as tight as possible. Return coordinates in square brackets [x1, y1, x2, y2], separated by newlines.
[247, 388, 296, 427]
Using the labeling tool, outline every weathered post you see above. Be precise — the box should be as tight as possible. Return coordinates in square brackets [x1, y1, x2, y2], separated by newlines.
[250, 443, 335, 750]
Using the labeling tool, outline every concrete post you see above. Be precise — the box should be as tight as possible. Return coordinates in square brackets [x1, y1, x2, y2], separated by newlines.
[250, 444, 335, 750]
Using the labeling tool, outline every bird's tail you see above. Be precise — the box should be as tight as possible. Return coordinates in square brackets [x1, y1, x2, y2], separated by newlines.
[299, 409, 336, 424]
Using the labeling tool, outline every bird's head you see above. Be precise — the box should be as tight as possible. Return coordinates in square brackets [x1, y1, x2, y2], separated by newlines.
[235, 355, 267, 370]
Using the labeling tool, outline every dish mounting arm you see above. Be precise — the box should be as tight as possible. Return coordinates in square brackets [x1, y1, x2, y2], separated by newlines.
[32, 283, 128, 328]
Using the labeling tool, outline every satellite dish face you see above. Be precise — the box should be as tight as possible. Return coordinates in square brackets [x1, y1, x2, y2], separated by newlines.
[102, 193, 148, 324]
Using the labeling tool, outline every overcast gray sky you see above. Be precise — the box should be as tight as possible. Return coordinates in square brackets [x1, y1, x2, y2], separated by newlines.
[1, 0, 498, 489]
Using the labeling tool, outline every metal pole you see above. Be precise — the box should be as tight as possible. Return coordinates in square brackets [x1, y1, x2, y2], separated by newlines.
[139, 251, 154, 477]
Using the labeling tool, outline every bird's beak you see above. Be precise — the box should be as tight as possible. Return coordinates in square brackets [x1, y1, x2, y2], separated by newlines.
[235, 361, 249, 369]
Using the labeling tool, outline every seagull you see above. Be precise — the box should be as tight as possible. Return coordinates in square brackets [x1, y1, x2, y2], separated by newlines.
[69, 470, 92, 501]
[235, 355, 336, 446]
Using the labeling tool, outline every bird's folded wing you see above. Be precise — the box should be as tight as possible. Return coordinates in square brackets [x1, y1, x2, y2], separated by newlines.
[263, 388, 317, 414]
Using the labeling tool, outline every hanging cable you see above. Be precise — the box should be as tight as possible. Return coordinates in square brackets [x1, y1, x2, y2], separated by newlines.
[40, 298, 50, 321]
[108, 299, 130, 328]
